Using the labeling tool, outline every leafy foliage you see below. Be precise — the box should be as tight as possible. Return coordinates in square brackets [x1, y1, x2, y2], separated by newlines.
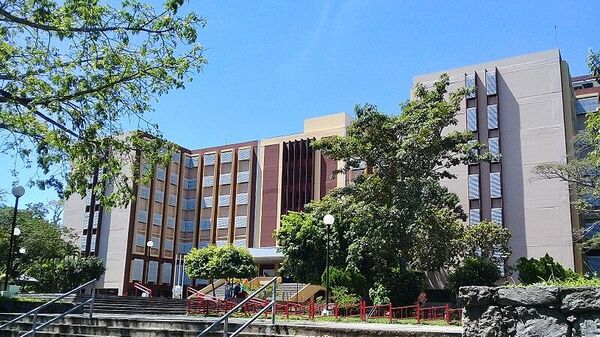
[463, 221, 512, 265]
[0, 0, 206, 207]
[185, 245, 257, 284]
[330, 286, 361, 305]
[516, 254, 570, 285]
[321, 266, 367, 297]
[0, 205, 78, 280]
[379, 268, 426, 305]
[27, 255, 105, 292]
[446, 257, 501, 296]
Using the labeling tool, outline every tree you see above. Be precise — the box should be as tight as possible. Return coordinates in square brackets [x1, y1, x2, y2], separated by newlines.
[463, 221, 512, 266]
[0, 0, 206, 207]
[277, 74, 494, 304]
[185, 245, 218, 295]
[515, 254, 569, 285]
[446, 257, 502, 296]
[27, 255, 105, 292]
[0, 205, 78, 280]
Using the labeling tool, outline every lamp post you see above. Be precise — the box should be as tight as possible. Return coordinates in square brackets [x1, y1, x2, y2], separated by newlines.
[145, 240, 154, 284]
[4, 185, 25, 291]
[323, 214, 334, 314]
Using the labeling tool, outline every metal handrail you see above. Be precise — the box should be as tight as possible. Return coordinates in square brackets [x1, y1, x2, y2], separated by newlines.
[196, 277, 277, 337]
[133, 282, 152, 297]
[0, 278, 97, 336]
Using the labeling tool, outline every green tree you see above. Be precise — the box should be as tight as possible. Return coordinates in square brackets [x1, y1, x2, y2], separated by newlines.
[446, 257, 501, 296]
[27, 255, 105, 292]
[185, 245, 218, 295]
[516, 254, 569, 285]
[0, 205, 78, 280]
[463, 221, 512, 266]
[213, 245, 258, 281]
[277, 74, 493, 304]
[0, 0, 206, 207]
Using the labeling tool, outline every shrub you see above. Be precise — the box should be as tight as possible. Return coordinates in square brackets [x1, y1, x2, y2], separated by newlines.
[447, 257, 501, 295]
[368, 283, 390, 305]
[516, 254, 568, 285]
[331, 286, 361, 305]
[321, 267, 367, 296]
[378, 268, 426, 305]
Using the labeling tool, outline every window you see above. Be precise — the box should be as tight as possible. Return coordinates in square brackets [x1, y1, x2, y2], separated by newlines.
[182, 198, 196, 210]
[92, 211, 99, 229]
[486, 69, 497, 95]
[161, 263, 172, 285]
[467, 107, 477, 131]
[148, 261, 158, 283]
[236, 193, 249, 205]
[80, 235, 87, 251]
[135, 233, 146, 247]
[170, 172, 179, 186]
[172, 152, 181, 164]
[234, 239, 246, 247]
[576, 97, 599, 115]
[204, 153, 216, 166]
[185, 155, 199, 168]
[491, 208, 503, 224]
[156, 167, 166, 181]
[202, 196, 213, 208]
[217, 217, 229, 229]
[181, 220, 194, 232]
[218, 195, 230, 207]
[238, 148, 251, 161]
[152, 213, 162, 225]
[198, 241, 209, 248]
[131, 259, 143, 281]
[219, 173, 232, 185]
[237, 171, 250, 183]
[468, 174, 479, 200]
[216, 240, 227, 247]
[235, 216, 248, 228]
[203, 176, 214, 187]
[465, 73, 476, 98]
[467, 140, 478, 162]
[138, 210, 148, 223]
[487, 104, 498, 129]
[168, 194, 177, 207]
[490, 172, 502, 198]
[151, 236, 160, 248]
[184, 178, 197, 190]
[155, 190, 164, 203]
[178, 242, 193, 254]
[488, 137, 500, 157]
[139, 186, 150, 199]
[221, 151, 233, 163]
[167, 216, 176, 229]
[200, 218, 212, 230]
[469, 209, 480, 225]
[164, 239, 174, 251]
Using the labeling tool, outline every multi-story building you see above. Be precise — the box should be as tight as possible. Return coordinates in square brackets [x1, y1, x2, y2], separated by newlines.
[64, 113, 352, 295]
[65, 49, 595, 296]
[414, 49, 580, 272]
[572, 74, 600, 273]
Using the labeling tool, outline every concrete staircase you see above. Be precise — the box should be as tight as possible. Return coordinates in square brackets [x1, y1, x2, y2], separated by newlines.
[199, 282, 308, 302]
[74, 294, 188, 315]
[0, 313, 462, 337]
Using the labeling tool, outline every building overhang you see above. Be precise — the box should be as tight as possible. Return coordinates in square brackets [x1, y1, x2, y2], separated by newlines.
[249, 247, 284, 265]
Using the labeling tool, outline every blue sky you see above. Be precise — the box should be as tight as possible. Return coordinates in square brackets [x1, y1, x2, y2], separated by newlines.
[2, 0, 599, 206]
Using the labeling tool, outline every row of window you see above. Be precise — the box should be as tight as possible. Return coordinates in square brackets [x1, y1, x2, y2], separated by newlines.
[469, 207, 503, 225]
[465, 70, 497, 98]
[466, 104, 498, 132]
[179, 216, 249, 232]
[83, 211, 100, 229]
[130, 259, 172, 284]
[468, 173, 502, 200]
[80, 234, 97, 253]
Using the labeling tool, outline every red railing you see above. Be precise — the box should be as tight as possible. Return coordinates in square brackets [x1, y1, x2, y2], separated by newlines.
[187, 286, 201, 298]
[133, 282, 152, 297]
[187, 295, 462, 324]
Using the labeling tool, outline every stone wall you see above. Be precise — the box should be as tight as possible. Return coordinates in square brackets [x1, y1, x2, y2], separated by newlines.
[459, 286, 600, 337]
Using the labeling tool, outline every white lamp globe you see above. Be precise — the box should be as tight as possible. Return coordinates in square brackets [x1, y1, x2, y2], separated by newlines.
[323, 214, 335, 225]
[146, 240, 154, 248]
[19, 248, 26, 254]
[12, 185, 25, 198]
[13, 227, 21, 236]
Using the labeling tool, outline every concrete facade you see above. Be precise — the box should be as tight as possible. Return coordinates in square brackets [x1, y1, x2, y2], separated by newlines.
[414, 50, 578, 270]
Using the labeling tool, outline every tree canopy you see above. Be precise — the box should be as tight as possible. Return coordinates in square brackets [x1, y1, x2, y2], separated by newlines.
[0, 0, 206, 207]
[185, 245, 258, 288]
[276, 74, 510, 304]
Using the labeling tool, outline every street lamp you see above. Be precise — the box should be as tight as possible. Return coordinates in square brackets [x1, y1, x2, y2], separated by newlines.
[145, 240, 154, 285]
[18, 248, 26, 255]
[323, 214, 334, 315]
[4, 185, 25, 291]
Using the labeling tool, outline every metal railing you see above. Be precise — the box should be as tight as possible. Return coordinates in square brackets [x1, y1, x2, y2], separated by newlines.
[196, 277, 277, 337]
[133, 282, 152, 297]
[0, 278, 97, 337]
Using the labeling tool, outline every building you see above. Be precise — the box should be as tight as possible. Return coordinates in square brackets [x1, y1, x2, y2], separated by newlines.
[64, 113, 352, 296]
[413, 49, 580, 271]
[572, 74, 600, 273]
[65, 49, 594, 296]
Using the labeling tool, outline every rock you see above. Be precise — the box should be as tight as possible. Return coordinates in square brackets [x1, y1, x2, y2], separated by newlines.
[458, 286, 496, 308]
[561, 288, 600, 313]
[463, 305, 515, 337]
[497, 287, 559, 306]
[514, 307, 568, 337]
[573, 314, 600, 337]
